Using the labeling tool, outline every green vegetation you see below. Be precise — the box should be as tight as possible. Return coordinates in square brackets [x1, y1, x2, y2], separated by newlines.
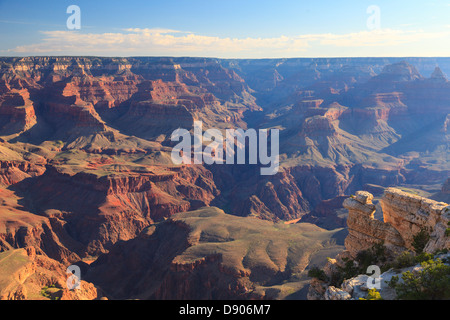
[388, 250, 437, 272]
[40, 286, 51, 298]
[53, 140, 64, 148]
[412, 227, 431, 254]
[334, 242, 388, 286]
[328, 257, 357, 287]
[307, 266, 327, 282]
[388, 258, 450, 300]
[355, 241, 388, 272]
[390, 251, 416, 270]
[307, 239, 450, 300]
[309, 241, 389, 287]
[40, 284, 61, 300]
[359, 288, 383, 300]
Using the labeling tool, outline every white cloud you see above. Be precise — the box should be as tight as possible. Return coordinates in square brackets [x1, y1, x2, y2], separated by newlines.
[6, 27, 450, 58]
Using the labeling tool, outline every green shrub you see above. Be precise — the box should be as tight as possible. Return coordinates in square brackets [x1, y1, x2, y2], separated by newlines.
[412, 227, 431, 254]
[326, 242, 389, 287]
[40, 287, 50, 298]
[387, 275, 399, 289]
[333, 257, 359, 287]
[389, 258, 450, 300]
[307, 266, 327, 282]
[355, 241, 387, 271]
[415, 252, 434, 263]
[391, 251, 416, 270]
[328, 271, 345, 288]
[359, 288, 383, 300]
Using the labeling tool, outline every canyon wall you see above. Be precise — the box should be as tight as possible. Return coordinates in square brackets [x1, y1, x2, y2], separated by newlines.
[308, 188, 449, 300]
[0, 247, 104, 300]
[343, 189, 450, 258]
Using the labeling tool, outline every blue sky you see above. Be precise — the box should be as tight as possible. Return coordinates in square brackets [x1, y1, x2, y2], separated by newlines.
[1, 0, 450, 58]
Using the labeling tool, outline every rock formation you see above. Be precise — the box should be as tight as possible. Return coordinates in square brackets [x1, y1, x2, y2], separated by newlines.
[308, 188, 450, 300]
[430, 66, 447, 82]
[344, 189, 449, 257]
[0, 247, 105, 300]
[343, 190, 405, 257]
[381, 188, 450, 253]
[0, 56, 449, 300]
[84, 207, 344, 300]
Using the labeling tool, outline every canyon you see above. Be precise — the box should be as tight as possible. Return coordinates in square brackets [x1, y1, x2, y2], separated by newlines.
[0, 56, 448, 299]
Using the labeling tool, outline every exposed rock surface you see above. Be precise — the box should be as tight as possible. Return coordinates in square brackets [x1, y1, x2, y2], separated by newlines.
[0, 57, 449, 300]
[344, 190, 405, 257]
[0, 247, 105, 300]
[3, 163, 220, 259]
[344, 189, 449, 257]
[84, 207, 344, 300]
[308, 252, 450, 300]
[381, 188, 450, 253]
[308, 187, 450, 300]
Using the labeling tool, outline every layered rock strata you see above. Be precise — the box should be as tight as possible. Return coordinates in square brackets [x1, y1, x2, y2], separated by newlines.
[344, 189, 449, 257]
[0, 247, 104, 300]
[308, 188, 450, 300]
[380, 188, 450, 253]
[343, 191, 405, 257]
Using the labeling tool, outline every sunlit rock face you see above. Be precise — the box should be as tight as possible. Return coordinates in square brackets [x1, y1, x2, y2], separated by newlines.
[343, 189, 449, 258]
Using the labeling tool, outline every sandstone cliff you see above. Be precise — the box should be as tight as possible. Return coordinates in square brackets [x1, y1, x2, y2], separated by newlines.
[308, 188, 450, 300]
[5, 163, 220, 259]
[344, 189, 449, 257]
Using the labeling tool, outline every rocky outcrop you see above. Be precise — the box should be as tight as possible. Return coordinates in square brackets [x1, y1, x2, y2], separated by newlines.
[0, 89, 36, 135]
[300, 116, 337, 137]
[0, 186, 82, 264]
[0, 247, 105, 300]
[0, 160, 46, 186]
[308, 188, 450, 300]
[370, 61, 424, 84]
[308, 251, 450, 300]
[429, 66, 447, 82]
[343, 191, 405, 257]
[344, 189, 449, 258]
[381, 188, 450, 253]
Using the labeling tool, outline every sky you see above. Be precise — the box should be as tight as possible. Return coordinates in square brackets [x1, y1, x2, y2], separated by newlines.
[0, 0, 450, 58]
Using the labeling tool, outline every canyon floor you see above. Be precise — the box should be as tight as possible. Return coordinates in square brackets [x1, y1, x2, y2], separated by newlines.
[0, 57, 448, 300]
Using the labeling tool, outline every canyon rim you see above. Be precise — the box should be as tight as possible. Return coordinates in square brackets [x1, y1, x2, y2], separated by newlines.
[0, 1, 449, 310]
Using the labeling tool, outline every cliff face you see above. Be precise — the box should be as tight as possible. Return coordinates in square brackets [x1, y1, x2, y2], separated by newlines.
[0, 57, 258, 140]
[0, 89, 37, 135]
[84, 207, 344, 300]
[381, 188, 450, 253]
[0, 57, 449, 300]
[343, 189, 449, 258]
[0, 247, 104, 300]
[7, 164, 220, 258]
[343, 191, 405, 257]
[308, 188, 450, 300]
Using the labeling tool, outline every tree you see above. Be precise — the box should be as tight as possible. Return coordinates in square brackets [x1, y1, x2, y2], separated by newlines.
[389, 258, 450, 300]
[412, 227, 431, 254]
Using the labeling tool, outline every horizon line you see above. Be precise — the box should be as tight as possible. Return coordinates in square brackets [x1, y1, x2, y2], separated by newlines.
[1, 55, 450, 60]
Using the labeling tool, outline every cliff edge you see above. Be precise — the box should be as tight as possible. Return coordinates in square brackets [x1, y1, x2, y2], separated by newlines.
[308, 187, 450, 300]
